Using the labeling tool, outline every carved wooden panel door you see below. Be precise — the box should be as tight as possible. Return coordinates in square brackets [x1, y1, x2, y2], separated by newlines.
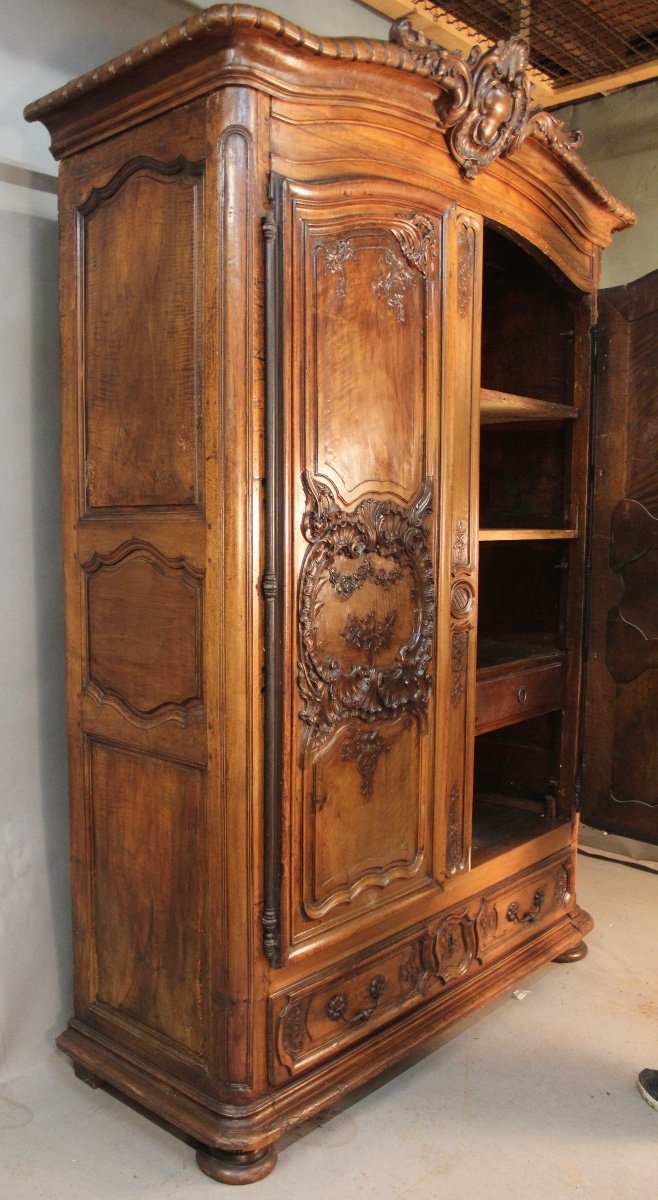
[270, 176, 481, 957]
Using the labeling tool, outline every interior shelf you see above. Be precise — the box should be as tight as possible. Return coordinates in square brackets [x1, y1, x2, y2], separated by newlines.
[480, 387, 578, 424]
[471, 801, 561, 865]
[479, 528, 577, 541]
[477, 640, 564, 672]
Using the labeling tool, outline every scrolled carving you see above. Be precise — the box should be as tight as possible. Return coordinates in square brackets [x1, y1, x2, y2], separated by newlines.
[390, 17, 474, 129]
[388, 18, 634, 220]
[392, 213, 437, 276]
[298, 473, 434, 753]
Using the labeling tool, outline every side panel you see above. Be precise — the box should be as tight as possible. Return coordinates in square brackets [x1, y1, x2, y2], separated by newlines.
[59, 104, 211, 1085]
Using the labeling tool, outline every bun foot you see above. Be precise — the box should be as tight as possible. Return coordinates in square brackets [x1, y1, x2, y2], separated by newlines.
[196, 1144, 278, 1185]
[553, 940, 588, 963]
[73, 1063, 103, 1089]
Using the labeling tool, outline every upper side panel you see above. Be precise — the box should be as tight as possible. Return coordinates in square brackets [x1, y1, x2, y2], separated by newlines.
[81, 157, 203, 513]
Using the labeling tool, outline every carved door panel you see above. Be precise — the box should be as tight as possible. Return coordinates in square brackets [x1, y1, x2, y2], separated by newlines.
[268, 177, 478, 952]
[583, 273, 658, 844]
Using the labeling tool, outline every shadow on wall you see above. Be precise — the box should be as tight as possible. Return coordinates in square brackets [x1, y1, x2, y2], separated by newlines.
[28, 209, 72, 1050]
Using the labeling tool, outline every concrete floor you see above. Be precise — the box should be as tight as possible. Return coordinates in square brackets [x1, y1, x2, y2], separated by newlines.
[1, 853, 655, 1199]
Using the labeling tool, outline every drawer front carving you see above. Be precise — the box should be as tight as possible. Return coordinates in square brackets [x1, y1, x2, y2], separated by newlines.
[476, 659, 565, 734]
[271, 940, 428, 1081]
[476, 857, 572, 958]
[271, 853, 572, 1081]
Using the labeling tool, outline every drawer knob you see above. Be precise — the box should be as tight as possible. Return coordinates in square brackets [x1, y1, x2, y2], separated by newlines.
[507, 887, 545, 924]
[517, 685, 528, 704]
[326, 974, 387, 1026]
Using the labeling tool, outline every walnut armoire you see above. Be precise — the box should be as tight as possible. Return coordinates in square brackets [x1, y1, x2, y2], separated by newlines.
[25, 7, 634, 1185]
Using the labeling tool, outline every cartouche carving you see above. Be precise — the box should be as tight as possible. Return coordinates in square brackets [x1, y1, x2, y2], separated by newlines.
[427, 910, 476, 983]
[372, 247, 417, 324]
[450, 580, 475, 620]
[388, 19, 595, 188]
[320, 238, 355, 304]
[282, 1001, 307, 1055]
[298, 472, 434, 752]
[341, 728, 392, 797]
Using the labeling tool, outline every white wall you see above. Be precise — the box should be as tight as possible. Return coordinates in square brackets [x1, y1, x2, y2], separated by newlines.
[0, 0, 390, 1085]
[556, 80, 658, 289]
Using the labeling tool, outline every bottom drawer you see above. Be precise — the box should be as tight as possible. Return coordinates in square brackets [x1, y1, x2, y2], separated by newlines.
[271, 939, 427, 1083]
[270, 852, 574, 1084]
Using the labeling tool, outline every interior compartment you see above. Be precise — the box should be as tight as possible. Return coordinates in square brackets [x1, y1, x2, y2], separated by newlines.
[477, 541, 568, 667]
[472, 713, 565, 863]
[480, 423, 571, 530]
[481, 227, 576, 406]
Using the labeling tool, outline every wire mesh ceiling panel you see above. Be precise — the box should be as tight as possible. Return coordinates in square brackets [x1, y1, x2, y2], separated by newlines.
[413, 1, 658, 84]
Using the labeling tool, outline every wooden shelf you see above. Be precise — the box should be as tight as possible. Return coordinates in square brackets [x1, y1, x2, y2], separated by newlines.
[471, 800, 561, 865]
[477, 640, 564, 672]
[479, 528, 577, 541]
[480, 387, 578, 424]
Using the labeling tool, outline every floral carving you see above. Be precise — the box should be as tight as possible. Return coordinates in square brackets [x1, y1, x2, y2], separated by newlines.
[372, 247, 417, 323]
[451, 631, 468, 705]
[321, 238, 356, 304]
[329, 558, 402, 597]
[453, 518, 468, 566]
[341, 728, 392, 797]
[446, 783, 463, 874]
[298, 473, 434, 752]
[342, 611, 397, 659]
[457, 219, 475, 318]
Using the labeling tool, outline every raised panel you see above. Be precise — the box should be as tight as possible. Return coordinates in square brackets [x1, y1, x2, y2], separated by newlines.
[310, 221, 430, 503]
[304, 716, 423, 917]
[84, 540, 203, 726]
[81, 157, 203, 511]
[90, 741, 207, 1057]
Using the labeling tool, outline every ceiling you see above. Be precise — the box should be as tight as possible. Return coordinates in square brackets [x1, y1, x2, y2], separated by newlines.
[364, 0, 658, 104]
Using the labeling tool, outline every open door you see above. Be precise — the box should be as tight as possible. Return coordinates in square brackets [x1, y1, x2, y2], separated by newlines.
[582, 270, 658, 845]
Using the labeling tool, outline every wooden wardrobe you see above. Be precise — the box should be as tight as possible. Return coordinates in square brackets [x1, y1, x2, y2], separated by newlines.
[26, 7, 634, 1185]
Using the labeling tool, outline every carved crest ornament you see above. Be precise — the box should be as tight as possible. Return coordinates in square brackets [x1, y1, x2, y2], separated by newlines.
[390, 18, 583, 181]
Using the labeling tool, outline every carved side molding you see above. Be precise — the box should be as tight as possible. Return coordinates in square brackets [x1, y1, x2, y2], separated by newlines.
[297, 472, 435, 754]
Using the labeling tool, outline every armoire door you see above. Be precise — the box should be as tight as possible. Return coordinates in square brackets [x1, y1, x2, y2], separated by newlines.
[583, 269, 658, 845]
[265, 176, 481, 960]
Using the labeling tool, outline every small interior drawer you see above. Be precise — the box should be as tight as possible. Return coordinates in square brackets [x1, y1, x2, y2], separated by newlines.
[475, 656, 565, 734]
